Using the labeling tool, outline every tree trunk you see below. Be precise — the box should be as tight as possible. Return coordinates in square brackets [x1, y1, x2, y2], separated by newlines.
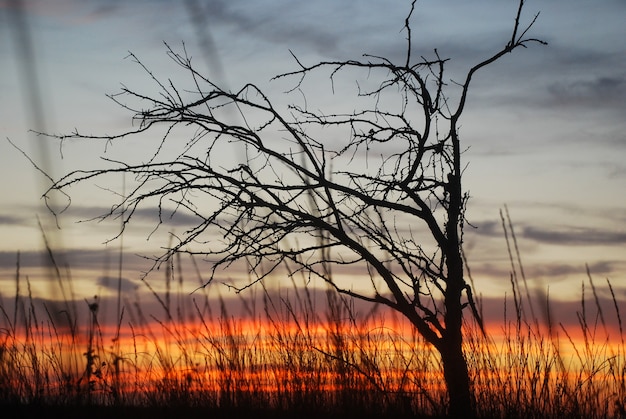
[442, 168, 474, 417]
[440, 269, 474, 417]
[440, 254, 474, 417]
[440, 338, 473, 418]
[439, 252, 474, 417]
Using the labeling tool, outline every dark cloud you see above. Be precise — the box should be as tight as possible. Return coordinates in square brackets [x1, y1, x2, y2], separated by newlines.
[527, 261, 615, 278]
[609, 162, 626, 178]
[96, 275, 138, 292]
[476, 292, 626, 333]
[2, 280, 623, 340]
[468, 262, 510, 280]
[0, 213, 27, 225]
[522, 225, 626, 246]
[547, 75, 626, 108]
[468, 260, 618, 281]
[84, 2, 119, 20]
[466, 213, 626, 247]
[196, 0, 342, 55]
[0, 0, 121, 24]
[466, 220, 503, 238]
[608, 133, 626, 149]
[0, 248, 151, 272]
[129, 206, 202, 227]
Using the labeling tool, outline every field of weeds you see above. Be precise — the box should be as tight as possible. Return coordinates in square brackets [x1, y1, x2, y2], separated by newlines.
[1, 245, 624, 419]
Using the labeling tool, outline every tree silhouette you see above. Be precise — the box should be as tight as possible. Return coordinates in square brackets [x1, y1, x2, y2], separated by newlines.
[41, 1, 544, 416]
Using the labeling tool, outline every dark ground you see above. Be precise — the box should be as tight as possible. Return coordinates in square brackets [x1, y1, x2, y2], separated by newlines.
[2, 405, 442, 419]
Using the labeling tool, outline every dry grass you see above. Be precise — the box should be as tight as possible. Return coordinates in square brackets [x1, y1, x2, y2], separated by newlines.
[1, 239, 624, 418]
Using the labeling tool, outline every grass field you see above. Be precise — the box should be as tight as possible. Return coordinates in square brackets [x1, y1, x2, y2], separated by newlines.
[1, 244, 624, 418]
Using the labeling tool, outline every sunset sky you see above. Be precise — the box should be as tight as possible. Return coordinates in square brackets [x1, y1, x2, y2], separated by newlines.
[1, 0, 624, 331]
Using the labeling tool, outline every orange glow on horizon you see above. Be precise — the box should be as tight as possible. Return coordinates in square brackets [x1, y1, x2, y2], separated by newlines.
[1, 291, 624, 418]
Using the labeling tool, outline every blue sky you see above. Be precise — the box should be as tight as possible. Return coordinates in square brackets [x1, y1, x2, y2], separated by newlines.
[1, 0, 625, 322]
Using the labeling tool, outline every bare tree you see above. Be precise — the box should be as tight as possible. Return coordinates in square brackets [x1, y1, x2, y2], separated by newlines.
[41, 1, 544, 416]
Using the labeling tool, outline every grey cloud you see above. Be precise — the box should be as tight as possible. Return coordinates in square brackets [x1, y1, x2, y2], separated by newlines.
[8, 0, 123, 24]
[85, 2, 119, 19]
[0, 213, 27, 225]
[195, 0, 341, 55]
[522, 226, 626, 246]
[526, 261, 615, 278]
[547, 75, 626, 108]
[608, 134, 626, 149]
[469, 262, 510, 280]
[96, 275, 138, 292]
[609, 163, 626, 179]
[2, 280, 623, 338]
[514, 202, 626, 225]
[477, 292, 626, 332]
[466, 211, 626, 247]
[468, 260, 616, 281]
[466, 220, 503, 238]
[129, 206, 202, 227]
[0, 248, 152, 272]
